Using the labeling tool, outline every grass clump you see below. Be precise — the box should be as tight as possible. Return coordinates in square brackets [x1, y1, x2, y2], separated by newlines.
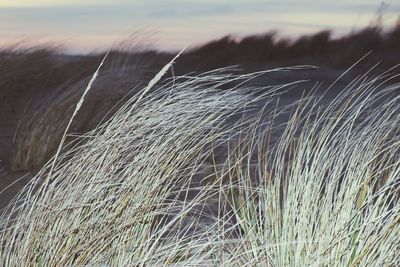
[0, 59, 399, 266]
[214, 73, 400, 266]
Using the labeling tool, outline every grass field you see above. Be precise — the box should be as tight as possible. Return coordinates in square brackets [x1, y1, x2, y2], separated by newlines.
[0, 54, 399, 265]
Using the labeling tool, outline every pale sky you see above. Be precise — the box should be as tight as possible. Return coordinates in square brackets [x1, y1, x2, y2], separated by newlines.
[0, 0, 399, 54]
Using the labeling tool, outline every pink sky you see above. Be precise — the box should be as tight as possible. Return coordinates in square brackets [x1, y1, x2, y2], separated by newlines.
[0, 0, 399, 54]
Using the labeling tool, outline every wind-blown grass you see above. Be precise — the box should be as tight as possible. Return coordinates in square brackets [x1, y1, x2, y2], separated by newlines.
[0, 60, 399, 266]
[7, 48, 170, 172]
[213, 71, 400, 266]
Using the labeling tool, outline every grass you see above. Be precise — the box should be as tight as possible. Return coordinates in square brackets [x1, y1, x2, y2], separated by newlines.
[7, 48, 171, 171]
[214, 75, 400, 266]
[0, 53, 399, 266]
[4, 22, 400, 170]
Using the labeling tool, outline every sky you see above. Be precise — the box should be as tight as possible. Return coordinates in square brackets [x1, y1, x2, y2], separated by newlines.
[0, 0, 399, 54]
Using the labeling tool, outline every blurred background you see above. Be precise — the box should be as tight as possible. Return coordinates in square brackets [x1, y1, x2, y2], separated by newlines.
[0, 0, 399, 53]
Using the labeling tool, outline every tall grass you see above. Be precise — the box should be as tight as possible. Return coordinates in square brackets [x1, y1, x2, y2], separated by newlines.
[213, 71, 400, 266]
[8, 48, 171, 172]
[0, 59, 399, 266]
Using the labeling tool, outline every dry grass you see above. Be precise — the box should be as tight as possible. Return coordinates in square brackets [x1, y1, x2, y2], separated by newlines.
[9, 67, 159, 171]
[0, 57, 399, 266]
[4, 23, 400, 172]
[6, 46, 171, 171]
[213, 72, 400, 266]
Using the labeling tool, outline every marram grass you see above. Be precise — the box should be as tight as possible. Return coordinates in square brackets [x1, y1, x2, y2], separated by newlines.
[0, 61, 399, 266]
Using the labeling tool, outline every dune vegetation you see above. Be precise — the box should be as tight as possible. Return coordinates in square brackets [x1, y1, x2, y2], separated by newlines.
[3, 21, 400, 174]
[0, 47, 399, 266]
[0, 20, 399, 267]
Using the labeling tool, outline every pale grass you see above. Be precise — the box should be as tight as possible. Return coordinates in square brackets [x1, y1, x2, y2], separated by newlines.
[0, 59, 399, 266]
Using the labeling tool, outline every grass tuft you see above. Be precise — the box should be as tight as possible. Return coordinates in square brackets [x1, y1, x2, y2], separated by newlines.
[0, 60, 399, 265]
